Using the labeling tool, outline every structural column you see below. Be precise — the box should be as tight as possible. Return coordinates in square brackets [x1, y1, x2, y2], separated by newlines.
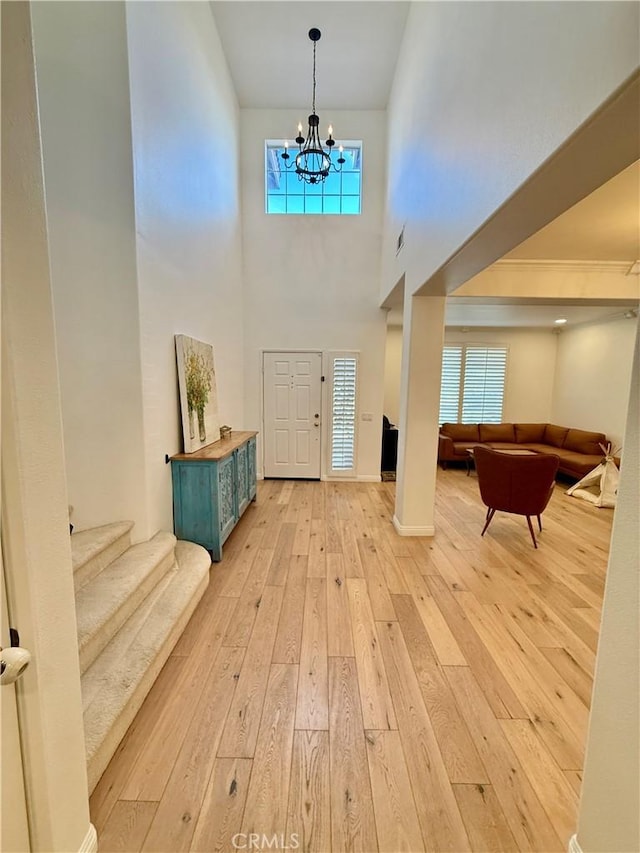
[573, 322, 639, 853]
[394, 292, 446, 535]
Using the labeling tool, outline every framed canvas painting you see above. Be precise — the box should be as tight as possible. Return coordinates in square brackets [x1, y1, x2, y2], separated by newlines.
[175, 335, 220, 453]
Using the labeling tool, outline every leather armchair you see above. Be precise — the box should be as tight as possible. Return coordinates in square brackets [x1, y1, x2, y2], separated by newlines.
[473, 446, 560, 548]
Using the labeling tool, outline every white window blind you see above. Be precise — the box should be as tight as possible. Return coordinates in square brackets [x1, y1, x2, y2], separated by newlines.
[330, 355, 358, 473]
[439, 347, 462, 424]
[439, 345, 507, 424]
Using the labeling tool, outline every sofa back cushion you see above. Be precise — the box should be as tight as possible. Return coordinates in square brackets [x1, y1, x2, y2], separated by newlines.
[479, 423, 515, 443]
[544, 423, 570, 448]
[441, 423, 480, 441]
[515, 423, 547, 443]
[564, 428, 606, 456]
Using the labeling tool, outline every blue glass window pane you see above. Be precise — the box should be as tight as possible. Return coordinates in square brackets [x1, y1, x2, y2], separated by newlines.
[323, 195, 341, 214]
[341, 195, 360, 215]
[342, 172, 360, 195]
[288, 172, 306, 193]
[305, 195, 322, 214]
[324, 172, 341, 194]
[305, 179, 322, 195]
[267, 194, 287, 214]
[267, 171, 285, 193]
[286, 195, 304, 214]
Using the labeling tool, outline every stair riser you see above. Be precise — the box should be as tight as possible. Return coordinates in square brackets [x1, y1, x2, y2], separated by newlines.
[74, 531, 132, 592]
[85, 572, 209, 792]
[79, 549, 175, 674]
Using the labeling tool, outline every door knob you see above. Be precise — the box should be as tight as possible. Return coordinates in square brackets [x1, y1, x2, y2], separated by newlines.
[0, 646, 31, 685]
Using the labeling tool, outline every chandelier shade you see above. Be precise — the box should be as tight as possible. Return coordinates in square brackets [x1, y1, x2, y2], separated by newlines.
[281, 28, 344, 185]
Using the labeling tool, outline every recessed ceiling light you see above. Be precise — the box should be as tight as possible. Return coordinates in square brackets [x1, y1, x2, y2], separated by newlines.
[554, 318, 568, 325]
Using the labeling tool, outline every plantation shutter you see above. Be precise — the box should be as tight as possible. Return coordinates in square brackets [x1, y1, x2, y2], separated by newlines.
[461, 346, 507, 423]
[330, 355, 358, 473]
[439, 346, 463, 424]
[438, 345, 507, 424]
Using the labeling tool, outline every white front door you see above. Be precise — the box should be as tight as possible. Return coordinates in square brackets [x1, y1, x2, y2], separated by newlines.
[263, 352, 322, 478]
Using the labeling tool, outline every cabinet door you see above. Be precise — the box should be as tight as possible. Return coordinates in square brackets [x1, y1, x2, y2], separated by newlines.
[217, 455, 237, 544]
[172, 462, 215, 550]
[235, 442, 249, 517]
[248, 436, 257, 499]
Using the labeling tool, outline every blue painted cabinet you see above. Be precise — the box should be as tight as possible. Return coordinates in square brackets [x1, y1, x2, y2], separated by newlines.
[171, 431, 258, 561]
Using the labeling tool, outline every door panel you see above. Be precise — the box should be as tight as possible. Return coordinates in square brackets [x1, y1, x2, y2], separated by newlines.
[263, 351, 322, 478]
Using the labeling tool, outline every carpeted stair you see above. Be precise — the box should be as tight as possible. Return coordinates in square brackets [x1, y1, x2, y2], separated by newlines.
[72, 522, 210, 791]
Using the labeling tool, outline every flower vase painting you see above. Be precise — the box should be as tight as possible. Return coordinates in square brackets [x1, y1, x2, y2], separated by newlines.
[175, 335, 220, 453]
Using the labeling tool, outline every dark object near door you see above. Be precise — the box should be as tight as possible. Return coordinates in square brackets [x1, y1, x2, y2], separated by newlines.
[381, 416, 398, 473]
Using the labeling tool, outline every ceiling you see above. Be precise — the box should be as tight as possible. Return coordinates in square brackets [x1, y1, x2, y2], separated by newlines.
[210, 2, 409, 110]
[208, 4, 638, 329]
[506, 160, 640, 261]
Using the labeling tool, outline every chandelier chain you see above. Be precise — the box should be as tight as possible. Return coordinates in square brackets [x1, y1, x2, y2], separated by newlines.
[312, 40, 317, 115]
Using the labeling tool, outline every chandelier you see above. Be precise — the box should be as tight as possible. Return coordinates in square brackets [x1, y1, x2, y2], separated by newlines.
[281, 28, 345, 185]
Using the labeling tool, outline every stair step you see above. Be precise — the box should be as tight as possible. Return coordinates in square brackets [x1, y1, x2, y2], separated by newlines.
[82, 540, 210, 792]
[72, 521, 134, 592]
[75, 531, 176, 673]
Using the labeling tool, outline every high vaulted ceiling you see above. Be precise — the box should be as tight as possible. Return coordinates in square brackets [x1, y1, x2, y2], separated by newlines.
[210, 2, 410, 110]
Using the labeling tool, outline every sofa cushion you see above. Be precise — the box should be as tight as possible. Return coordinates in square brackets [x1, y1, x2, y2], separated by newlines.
[441, 423, 480, 441]
[479, 423, 515, 443]
[563, 428, 606, 456]
[521, 443, 557, 455]
[515, 423, 547, 443]
[555, 450, 606, 477]
[544, 424, 570, 448]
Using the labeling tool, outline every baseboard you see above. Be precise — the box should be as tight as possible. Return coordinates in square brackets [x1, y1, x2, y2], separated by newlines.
[568, 834, 582, 853]
[78, 824, 98, 853]
[357, 474, 382, 482]
[392, 515, 435, 537]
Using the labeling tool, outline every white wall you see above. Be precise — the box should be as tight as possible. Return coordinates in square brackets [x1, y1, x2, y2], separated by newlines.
[384, 325, 558, 426]
[125, 1, 245, 534]
[382, 1, 640, 300]
[384, 325, 403, 426]
[552, 318, 637, 448]
[240, 110, 387, 479]
[32, 1, 149, 537]
[576, 322, 639, 852]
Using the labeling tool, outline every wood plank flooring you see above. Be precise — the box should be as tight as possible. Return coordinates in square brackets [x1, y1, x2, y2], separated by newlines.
[91, 471, 613, 852]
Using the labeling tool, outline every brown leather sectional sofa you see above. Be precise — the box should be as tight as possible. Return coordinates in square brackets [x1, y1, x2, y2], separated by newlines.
[438, 422, 610, 479]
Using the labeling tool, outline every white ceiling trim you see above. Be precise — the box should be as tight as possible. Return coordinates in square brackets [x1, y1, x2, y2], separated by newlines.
[493, 259, 633, 275]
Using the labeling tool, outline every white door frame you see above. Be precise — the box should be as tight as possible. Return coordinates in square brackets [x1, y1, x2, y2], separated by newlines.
[2, 5, 94, 850]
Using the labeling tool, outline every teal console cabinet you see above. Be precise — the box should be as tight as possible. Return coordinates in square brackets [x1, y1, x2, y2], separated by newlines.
[171, 431, 258, 561]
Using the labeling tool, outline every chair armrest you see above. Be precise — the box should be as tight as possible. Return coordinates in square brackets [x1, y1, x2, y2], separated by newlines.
[438, 434, 456, 460]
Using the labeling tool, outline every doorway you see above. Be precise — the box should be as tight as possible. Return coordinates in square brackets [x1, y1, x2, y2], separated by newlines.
[262, 351, 322, 478]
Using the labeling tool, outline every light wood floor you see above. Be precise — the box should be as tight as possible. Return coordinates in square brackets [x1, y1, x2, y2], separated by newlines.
[91, 470, 612, 853]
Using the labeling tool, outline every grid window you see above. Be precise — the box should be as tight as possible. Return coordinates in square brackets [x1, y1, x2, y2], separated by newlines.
[439, 345, 508, 424]
[265, 142, 362, 215]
